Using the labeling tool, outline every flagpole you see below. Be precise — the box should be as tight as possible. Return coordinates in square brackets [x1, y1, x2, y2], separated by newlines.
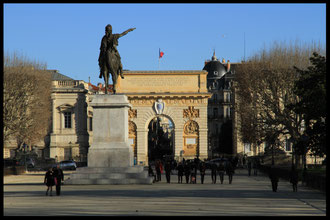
[158, 48, 160, 70]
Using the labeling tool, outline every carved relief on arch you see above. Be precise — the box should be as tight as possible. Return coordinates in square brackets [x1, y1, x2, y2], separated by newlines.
[184, 120, 199, 135]
[128, 121, 137, 158]
[183, 106, 199, 119]
[129, 121, 137, 135]
[128, 108, 137, 119]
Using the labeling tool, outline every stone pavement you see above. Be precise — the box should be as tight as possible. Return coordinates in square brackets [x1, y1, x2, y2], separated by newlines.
[3, 168, 326, 216]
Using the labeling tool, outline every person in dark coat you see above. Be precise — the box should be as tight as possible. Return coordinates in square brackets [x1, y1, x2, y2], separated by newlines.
[199, 162, 206, 184]
[217, 161, 225, 184]
[177, 162, 184, 183]
[289, 166, 299, 192]
[190, 163, 197, 184]
[253, 161, 258, 176]
[53, 165, 64, 196]
[44, 168, 55, 196]
[148, 162, 156, 183]
[226, 162, 235, 184]
[184, 161, 191, 184]
[269, 165, 279, 192]
[211, 163, 217, 184]
[164, 160, 172, 183]
[247, 160, 252, 176]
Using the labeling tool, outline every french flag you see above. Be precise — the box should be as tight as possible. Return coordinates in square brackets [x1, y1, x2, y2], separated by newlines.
[159, 49, 164, 58]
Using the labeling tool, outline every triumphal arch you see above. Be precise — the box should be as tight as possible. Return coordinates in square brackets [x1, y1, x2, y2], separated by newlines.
[116, 70, 211, 166]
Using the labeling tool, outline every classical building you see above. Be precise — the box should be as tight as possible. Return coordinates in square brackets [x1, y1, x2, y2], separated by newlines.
[5, 58, 322, 166]
[117, 70, 211, 165]
[203, 52, 243, 158]
[38, 70, 211, 165]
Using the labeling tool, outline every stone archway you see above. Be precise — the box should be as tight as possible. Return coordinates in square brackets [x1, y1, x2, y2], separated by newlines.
[147, 115, 174, 163]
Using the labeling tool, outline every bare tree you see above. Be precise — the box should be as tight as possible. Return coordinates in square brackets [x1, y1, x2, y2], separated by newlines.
[3, 52, 52, 150]
[235, 40, 325, 165]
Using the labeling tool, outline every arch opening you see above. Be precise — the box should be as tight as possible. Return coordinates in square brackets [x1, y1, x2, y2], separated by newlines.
[147, 115, 174, 163]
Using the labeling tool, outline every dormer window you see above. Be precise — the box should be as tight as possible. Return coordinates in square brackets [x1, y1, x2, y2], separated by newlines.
[214, 71, 218, 76]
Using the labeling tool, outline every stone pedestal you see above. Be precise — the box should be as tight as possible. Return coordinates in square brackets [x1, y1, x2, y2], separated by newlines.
[88, 94, 133, 168]
[65, 94, 152, 185]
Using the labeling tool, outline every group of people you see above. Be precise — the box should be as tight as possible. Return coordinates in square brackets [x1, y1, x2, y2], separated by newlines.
[268, 165, 299, 192]
[44, 165, 64, 196]
[247, 159, 259, 176]
[148, 157, 237, 184]
[210, 161, 235, 184]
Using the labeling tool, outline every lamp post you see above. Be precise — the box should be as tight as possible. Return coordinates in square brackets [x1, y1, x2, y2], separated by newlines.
[289, 137, 295, 168]
[23, 143, 27, 171]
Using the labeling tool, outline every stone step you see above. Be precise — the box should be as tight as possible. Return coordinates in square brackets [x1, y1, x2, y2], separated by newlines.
[75, 166, 145, 173]
[70, 172, 148, 179]
[64, 166, 153, 185]
[65, 177, 153, 185]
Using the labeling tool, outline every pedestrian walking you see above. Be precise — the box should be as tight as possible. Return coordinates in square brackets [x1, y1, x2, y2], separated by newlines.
[289, 166, 299, 192]
[247, 160, 252, 176]
[269, 165, 279, 192]
[53, 165, 64, 196]
[184, 161, 191, 184]
[190, 163, 197, 184]
[155, 160, 163, 182]
[226, 161, 234, 184]
[253, 161, 258, 176]
[44, 167, 55, 196]
[217, 161, 225, 184]
[165, 160, 172, 183]
[199, 162, 206, 184]
[148, 162, 156, 183]
[211, 163, 217, 184]
[177, 162, 184, 183]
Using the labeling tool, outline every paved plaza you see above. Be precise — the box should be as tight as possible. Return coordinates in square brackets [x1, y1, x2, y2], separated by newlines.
[3, 168, 326, 216]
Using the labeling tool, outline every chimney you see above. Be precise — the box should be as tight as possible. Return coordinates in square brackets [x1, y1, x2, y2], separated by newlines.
[227, 60, 231, 72]
[222, 58, 226, 64]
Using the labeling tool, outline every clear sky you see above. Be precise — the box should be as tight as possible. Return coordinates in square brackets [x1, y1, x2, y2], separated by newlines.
[4, 3, 326, 86]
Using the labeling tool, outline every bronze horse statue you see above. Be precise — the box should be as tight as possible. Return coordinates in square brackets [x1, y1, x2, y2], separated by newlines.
[98, 25, 135, 94]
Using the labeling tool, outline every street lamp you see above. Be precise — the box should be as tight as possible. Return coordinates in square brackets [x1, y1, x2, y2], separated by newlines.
[289, 137, 295, 168]
[23, 143, 27, 171]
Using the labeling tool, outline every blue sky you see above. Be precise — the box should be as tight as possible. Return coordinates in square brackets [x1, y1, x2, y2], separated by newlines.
[4, 3, 326, 86]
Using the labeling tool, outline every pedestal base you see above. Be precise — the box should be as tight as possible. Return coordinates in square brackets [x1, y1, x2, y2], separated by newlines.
[64, 94, 152, 185]
[64, 166, 153, 185]
[88, 145, 133, 168]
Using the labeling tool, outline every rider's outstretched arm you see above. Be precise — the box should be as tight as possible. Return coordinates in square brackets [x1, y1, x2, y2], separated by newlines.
[118, 28, 136, 38]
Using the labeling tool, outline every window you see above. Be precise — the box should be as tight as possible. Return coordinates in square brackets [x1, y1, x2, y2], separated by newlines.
[244, 143, 251, 152]
[64, 112, 72, 128]
[226, 93, 230, 102]
[213, 94, 217, 101]
[285, 138, 291, 151]
[264, 142, 268, 151]
[213, 108, 218, 117]
[226, 107, 230, 118]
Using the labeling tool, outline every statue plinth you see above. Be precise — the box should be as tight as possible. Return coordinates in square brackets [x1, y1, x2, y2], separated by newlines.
[65, 94, 152, 185]
[88, 94, 133, 167]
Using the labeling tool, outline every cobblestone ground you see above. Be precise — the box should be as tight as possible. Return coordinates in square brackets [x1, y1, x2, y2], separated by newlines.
[4, 168, 326, 216]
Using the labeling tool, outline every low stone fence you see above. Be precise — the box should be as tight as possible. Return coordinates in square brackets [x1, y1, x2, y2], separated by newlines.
[303, 171, 326, 192]
[258, 165, 325, 192]
[4, 166, 26, 176]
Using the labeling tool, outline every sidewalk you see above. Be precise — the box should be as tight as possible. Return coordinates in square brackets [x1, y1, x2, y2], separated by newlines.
[4, 168, 326, 216]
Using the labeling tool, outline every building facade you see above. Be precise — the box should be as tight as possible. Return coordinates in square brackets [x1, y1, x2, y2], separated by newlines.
[4, 63, 323, 166]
